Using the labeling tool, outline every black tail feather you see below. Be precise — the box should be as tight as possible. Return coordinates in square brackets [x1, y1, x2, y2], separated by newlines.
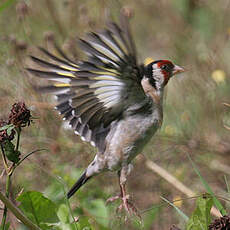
[67, 171, 90, 199]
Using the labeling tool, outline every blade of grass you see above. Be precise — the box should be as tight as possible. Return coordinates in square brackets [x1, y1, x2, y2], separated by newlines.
[160, 196, 189, 221]
[187, 153, 227, 216]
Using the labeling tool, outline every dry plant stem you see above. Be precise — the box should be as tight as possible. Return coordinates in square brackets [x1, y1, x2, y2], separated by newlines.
[0, 191, 41, 230]
[1, 128, 21, 229]
[224, 125, 230, 131]
[0, 144, 8, 170]
[15, 127, 21, 151]
[1, 174, 11, 229]
[145, 159, 221, 218]
[0, 145, 11, 229]
[210, 160, 230, 175]
[223, 102, 230, 107]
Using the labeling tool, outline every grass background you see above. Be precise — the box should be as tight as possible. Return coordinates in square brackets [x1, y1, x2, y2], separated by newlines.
[0, 0, 230, 229]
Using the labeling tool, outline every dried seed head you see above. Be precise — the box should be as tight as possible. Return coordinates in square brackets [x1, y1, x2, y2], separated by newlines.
[8, 102, 32, 128]
[79, 5, 87, 15]
[16, 2, 29, 20]
[44, 31, 55, 43]
[16, 40, 27, 51]
[9, 34, 16, 44]
[0, 120, 15, 143]
[121, 6, 134, 18]
[209, 215, 230, 230]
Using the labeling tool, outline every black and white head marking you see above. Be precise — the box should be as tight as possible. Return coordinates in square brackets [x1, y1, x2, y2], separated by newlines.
[145, 60, 175, 90]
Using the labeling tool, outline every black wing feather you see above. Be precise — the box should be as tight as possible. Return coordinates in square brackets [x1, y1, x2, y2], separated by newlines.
[27, 18, 146, 152]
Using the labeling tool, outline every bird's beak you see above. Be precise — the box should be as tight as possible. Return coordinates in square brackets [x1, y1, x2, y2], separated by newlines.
[172, 65, 185, 75]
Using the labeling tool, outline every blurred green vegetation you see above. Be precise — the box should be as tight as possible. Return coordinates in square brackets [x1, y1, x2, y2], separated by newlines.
[0, 0, 230, 229]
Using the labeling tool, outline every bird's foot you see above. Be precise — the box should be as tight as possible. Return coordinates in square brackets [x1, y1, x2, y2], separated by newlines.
[118, 195, 141, 219]
[106, 195, 120, 203]
[106, 194, 141, 220]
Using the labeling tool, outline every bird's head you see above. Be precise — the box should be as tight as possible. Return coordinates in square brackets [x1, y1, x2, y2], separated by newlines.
[144, 60, 185, 90]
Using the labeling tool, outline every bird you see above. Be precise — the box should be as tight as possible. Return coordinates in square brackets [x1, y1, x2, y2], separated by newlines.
[27, 16, 185, 215]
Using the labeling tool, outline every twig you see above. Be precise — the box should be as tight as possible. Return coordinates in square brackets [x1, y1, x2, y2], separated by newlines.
[15, 127, 21, 152]
[1, 174, 11, 229]
[145, 159, 221, 218]
[224, 125, 230, 131]
[223, 102, 230, 107]
[0, 144, 11, 229]
[210, 160, 230, 175]
[1, 127, 21, 228]
[0, 191, 41, 230]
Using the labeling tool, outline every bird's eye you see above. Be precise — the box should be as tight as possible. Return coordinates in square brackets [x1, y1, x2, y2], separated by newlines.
[161, 64, 168, 70]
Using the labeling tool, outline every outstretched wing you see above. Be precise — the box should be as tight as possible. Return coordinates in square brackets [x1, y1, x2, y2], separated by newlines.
[27, 20, 147, 152]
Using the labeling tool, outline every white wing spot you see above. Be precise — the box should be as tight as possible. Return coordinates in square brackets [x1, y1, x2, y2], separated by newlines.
[90, 141, 96, 147]
[74, 130, 79, 135]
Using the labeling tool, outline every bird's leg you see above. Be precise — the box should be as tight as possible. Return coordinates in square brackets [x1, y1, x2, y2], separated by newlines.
[107, 166, 141, 218]
[106, 165, 132, 204]
[117, 169, 130, 213]
[117, 168, 140, 218]
[106, 170, 123, 204]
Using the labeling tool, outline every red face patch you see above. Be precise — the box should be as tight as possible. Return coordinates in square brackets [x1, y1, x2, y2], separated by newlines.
[156, 60, 174, 85]
[157, 60, 173, 68]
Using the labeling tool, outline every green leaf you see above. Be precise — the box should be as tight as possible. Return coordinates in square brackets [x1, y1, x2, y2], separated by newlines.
[57, 204, 69, 224]
[17, 191, 59, 227]
[0, 124, 13, 131]
[82, 227, 93, 230]
[47, 222, 81, 230]
[58, 223, 79, 230]
[6, 125, 14, 136]
[186, 195, 213, 230]
[3, 140, 20, 163]
[83, 199, 108, 227]
[78, 216, 93, 230]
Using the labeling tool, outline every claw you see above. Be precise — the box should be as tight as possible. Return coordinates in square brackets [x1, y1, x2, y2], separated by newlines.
[106, 195, 120, 204]
[107, 193, 141, 220]
[106, 169, 142, 220]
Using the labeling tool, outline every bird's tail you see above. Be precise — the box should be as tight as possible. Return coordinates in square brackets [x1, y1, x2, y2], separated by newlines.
[67, 171, 91, 199]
